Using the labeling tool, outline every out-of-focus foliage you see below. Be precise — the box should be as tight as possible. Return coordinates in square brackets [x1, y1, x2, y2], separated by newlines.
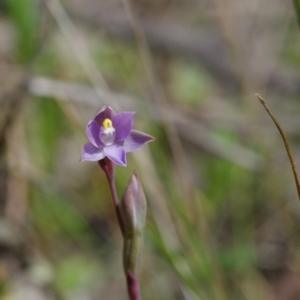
[1, 0, 300, 300]
[6, 0, 39, 61]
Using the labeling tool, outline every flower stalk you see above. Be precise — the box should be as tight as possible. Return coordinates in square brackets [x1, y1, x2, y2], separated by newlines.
[126, 269, 141, 300]
[99, 162, 145, 300]
[98, 158, 125, 236]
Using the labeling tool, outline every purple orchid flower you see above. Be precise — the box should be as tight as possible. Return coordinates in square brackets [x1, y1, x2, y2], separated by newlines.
[81, 106, 154, 166]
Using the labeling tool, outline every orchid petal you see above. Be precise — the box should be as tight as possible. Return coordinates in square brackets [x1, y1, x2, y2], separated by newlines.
[94, 106, 116, 126]
[86, 120, 101, 147]
[123, 130, 155, 153]
[104, 144, 127, 166]
[81, 142, 105, 161]
[112, 112, 135, 142]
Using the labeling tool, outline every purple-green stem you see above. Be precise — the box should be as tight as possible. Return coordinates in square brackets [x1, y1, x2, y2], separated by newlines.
[127, 270, 141, 300]
[98, 159, 142, 300]
[99, 159, 125, 237]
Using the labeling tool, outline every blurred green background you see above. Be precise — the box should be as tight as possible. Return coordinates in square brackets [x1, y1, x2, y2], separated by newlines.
[1, 0, 300, 299]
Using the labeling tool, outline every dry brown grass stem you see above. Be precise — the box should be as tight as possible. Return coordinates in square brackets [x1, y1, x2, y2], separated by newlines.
[256, 94, 300, 201]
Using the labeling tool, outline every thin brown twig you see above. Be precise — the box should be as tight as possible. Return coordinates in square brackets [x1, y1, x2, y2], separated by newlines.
[256, 94, 300, 200]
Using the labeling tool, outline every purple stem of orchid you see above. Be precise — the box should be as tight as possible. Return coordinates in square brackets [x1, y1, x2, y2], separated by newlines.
[99, 159, 142, 300]
[98, 159, 125, 237]
[126, 270, 141, 300]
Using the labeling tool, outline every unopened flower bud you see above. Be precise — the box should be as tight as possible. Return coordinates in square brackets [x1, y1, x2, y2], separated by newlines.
[121, 172, 147, 275]
[120, 172, 147, 236]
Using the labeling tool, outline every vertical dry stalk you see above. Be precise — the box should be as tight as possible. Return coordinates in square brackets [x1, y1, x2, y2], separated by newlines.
[256, 94, 300, 200]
